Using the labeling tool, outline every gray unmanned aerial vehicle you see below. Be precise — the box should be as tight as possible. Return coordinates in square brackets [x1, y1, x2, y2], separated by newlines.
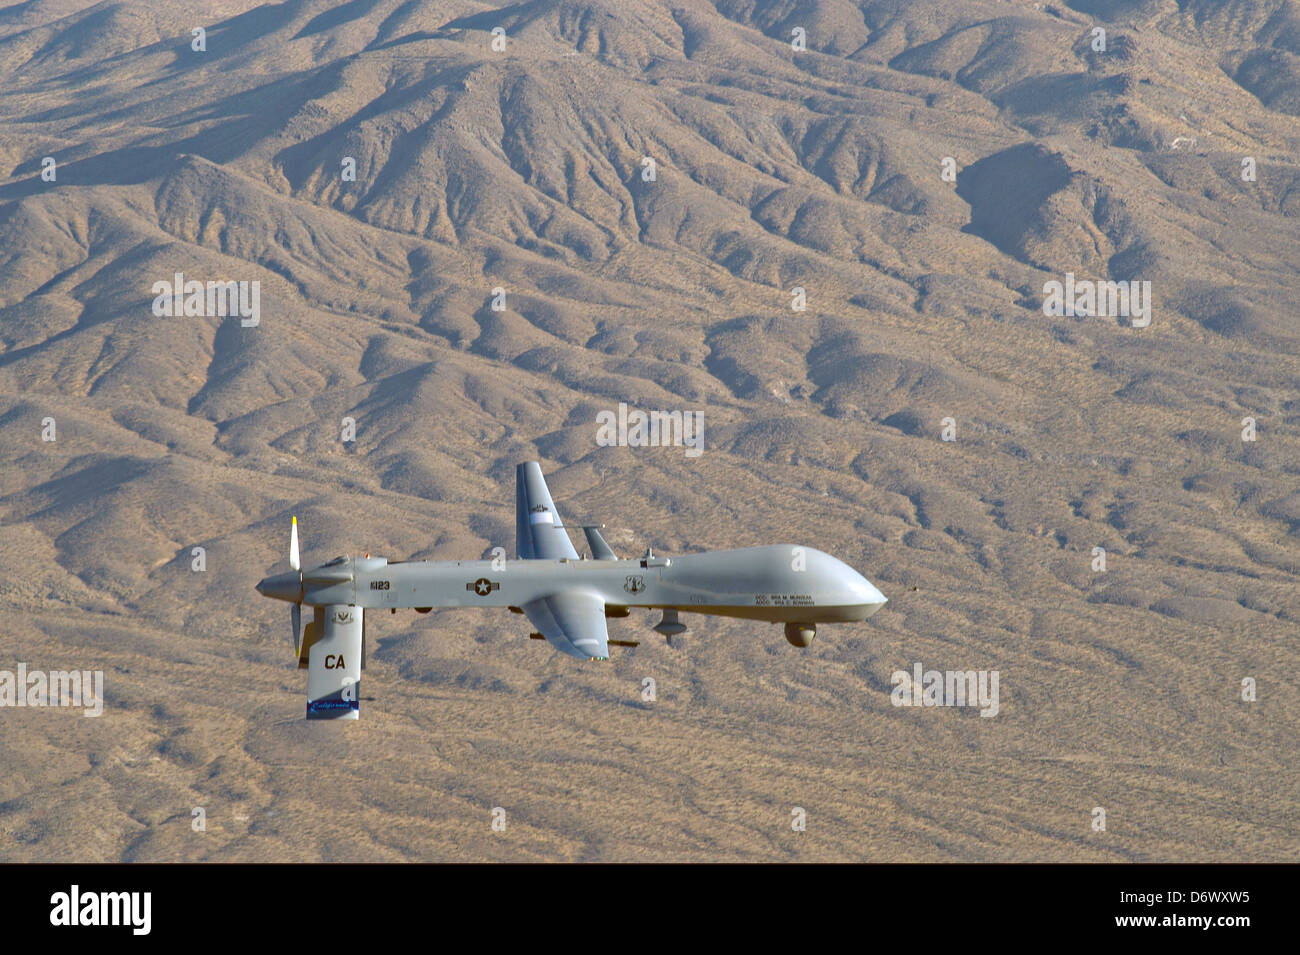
[257, 462, 887, 718]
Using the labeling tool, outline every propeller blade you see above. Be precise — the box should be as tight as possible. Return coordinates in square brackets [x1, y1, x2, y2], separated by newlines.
[289, 515, 300, 571]
[291, 602, 302, 657]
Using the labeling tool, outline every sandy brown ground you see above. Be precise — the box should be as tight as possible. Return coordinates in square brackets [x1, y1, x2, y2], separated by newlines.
[0, 0, 1296, 860]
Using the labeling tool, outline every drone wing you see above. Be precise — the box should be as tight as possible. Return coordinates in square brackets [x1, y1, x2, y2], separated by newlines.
[523, 591, 609, 660]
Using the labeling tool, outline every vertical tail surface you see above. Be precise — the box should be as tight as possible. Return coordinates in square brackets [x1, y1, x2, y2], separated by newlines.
[515, 462, 579, 560]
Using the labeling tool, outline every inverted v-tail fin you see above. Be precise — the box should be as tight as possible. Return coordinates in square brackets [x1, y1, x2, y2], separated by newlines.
[581, 525, 617, 560]
[304, 605, 361, 719]
[515, 462, 579, 560]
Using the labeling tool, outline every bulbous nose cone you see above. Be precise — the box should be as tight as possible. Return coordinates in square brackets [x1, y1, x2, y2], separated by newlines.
[256, 570, 302, 603]
[847, 566, 886, 617]
[860, 577, 887, 617]
[815, 551, 886, 618]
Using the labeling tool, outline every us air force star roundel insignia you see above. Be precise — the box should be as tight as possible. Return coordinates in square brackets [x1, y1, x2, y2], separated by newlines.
[467, 578, 500, 596]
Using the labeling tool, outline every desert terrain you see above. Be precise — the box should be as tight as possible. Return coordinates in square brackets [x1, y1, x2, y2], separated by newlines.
[0, 0, 1296, 861]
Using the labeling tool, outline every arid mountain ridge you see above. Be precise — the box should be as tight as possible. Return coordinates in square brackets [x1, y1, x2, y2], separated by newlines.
[0, 0, 1295, 861]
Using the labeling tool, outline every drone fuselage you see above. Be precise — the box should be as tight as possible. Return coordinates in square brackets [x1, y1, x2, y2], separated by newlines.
[258, 544, 886, 624]
[255, 462, 888, 716]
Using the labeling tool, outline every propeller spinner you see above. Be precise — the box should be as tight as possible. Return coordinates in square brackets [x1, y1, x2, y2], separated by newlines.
[254, 516, 306, 656]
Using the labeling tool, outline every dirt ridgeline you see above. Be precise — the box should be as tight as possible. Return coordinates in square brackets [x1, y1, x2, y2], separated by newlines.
[0, 0, 1295, 861]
